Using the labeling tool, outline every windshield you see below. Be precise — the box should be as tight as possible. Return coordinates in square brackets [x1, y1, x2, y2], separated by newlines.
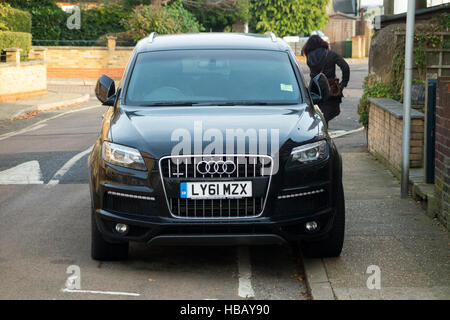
[125, 50, 302, 106]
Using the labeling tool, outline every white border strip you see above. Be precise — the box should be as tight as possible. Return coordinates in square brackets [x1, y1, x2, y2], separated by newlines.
[48, 146, 93, 185]
[0, 104, 102, 141]
[0, 124, 47, 142]
[61, 288, 140, 297]
[237, 246, 255, 299]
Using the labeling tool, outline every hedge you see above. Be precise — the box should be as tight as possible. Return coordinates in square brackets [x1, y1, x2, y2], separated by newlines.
[9, 1, 130, 45]
[124, 1, 203, 41]
[60, 4, 130, 44]
[0, 5, 32, 33]
[0, 31, 32, 57]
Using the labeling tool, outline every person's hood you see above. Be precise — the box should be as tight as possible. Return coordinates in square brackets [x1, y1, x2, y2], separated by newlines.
[306, 47, 327, 67]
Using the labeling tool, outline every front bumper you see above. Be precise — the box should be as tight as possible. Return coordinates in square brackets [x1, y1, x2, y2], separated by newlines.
[95, 206, 335, 245]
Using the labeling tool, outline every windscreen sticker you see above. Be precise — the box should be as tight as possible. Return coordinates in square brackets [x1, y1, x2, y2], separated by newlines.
[280, 83, 293, 92]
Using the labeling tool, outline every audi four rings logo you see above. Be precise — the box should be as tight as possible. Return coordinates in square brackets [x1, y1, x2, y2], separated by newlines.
[197, 160, 236, 175]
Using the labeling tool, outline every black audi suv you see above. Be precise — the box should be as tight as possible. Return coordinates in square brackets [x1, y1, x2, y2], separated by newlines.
[88, 32, 344, 260]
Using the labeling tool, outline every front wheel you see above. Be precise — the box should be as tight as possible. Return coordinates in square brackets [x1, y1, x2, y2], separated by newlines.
[91, 209, 129, 261]
[302, 182, 345, 258]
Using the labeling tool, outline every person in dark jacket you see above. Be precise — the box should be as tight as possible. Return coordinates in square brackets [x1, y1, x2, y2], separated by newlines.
[302, 35, 350, 124]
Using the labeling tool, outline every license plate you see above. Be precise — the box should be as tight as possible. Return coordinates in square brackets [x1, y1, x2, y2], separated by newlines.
[180, 181, 252, 199]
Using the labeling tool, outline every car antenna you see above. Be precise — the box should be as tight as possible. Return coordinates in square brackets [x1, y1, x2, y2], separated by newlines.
[264, 31, 277, 42]
[148, 32, 157, 43]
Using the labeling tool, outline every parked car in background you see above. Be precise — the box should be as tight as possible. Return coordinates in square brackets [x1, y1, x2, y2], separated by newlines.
[283, 30, 329, 44]
[283, 31, 329, 55]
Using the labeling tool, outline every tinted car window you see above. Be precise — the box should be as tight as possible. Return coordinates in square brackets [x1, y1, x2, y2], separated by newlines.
[126, 50, 302, 105]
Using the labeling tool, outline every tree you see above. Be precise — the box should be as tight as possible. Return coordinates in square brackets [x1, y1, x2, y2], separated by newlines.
[183, 0, 246, 11]
[7, 0, 67, 41]
[249, 0, 329, 37]
[124, 0, 203, 40]
[123, 0, 171, 9]
[184, 0, 249, 31]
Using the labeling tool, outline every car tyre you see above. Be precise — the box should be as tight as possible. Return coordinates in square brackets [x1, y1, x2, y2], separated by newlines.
[91, 208, 129, 261]
[301, 181, 345, 258]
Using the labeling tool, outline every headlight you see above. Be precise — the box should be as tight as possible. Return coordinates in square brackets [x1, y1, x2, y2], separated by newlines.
[288, 140, 328, 165]
[102, 141, 146, 171]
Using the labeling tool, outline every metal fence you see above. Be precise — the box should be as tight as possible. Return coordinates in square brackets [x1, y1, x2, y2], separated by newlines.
[32, 39, 136, 47]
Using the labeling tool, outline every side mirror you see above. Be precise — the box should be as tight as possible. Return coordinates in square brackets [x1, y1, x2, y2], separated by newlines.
[95, 74, 116, 106]
[309, 73, 330, 104]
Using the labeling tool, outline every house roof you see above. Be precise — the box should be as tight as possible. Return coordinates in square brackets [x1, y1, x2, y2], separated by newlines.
[329, 12, 357, 20]
[378, 3, 449, 29]
[333, 0, 357, 16]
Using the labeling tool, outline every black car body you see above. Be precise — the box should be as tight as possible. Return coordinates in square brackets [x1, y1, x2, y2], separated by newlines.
[88, 33, 345, 260]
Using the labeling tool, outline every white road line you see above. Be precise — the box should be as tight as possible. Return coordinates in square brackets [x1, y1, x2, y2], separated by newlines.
[329, 126, 364, 139]
[0, 124, 47, 142]
[237, 246, 255, 299]
[0, 160, 44, 184]
[48, 146, 93, 185]
[61, 288, 140, 297]
[0, 104, 102, 141]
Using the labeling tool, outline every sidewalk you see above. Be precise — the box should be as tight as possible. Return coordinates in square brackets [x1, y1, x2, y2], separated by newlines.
[0, 90, 90, 121]
[304, 147, 449, 300]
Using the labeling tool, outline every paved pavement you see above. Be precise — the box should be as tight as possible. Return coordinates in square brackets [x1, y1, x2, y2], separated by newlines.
[300, 61, 450, 300]
[0, 91, 89, 122]
[318, 141, 450, 299]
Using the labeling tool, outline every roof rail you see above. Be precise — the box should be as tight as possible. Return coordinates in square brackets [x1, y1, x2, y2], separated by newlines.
[264, 31, 277, 42]
[148, 32, 157, 43]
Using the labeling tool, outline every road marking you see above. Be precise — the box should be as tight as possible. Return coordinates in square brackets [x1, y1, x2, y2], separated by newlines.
[0, 160, 44, 184]
[0, 124, 47, 142]
[329, 126, 364, 139]
[237, 246, 255, 299]
[61, 288, 140, 297]
[0, 104, 103, 141]
[48, 146, 93, 185]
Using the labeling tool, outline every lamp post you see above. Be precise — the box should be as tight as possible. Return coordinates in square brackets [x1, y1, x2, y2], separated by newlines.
[401, 0, 416, 198]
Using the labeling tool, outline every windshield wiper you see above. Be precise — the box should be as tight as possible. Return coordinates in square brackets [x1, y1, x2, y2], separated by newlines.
[139, 101, 299, 106]
[140, 101, 200, 106]
[140, 101, 237, 106]
[231, 101, 299, 106]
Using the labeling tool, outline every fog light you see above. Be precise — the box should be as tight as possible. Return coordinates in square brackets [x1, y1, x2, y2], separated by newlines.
[305, 221, 318, 231]
[115, 223, 129, 234]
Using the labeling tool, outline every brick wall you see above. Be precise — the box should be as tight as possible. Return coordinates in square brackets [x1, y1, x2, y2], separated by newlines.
[368, 98, 424, 175]
[434, 77, 450, 229]
[41, 45, 133, 79]
[0, 61, 47, 102]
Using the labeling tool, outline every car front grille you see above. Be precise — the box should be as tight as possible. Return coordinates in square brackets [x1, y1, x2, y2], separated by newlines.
[160, 154, 272, 179]
[159, 154, 274, 219]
